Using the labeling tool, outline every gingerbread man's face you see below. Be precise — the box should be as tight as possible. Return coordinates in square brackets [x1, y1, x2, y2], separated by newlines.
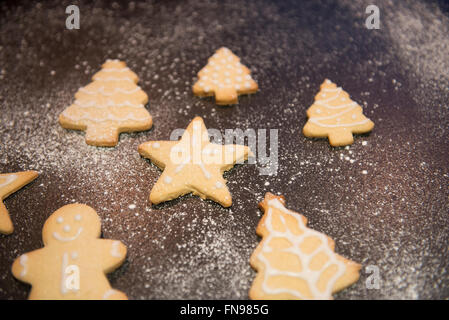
[42, 204, 101, 245]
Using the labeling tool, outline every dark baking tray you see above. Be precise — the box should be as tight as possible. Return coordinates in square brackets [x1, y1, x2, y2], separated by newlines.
[0, 0, 448, 299]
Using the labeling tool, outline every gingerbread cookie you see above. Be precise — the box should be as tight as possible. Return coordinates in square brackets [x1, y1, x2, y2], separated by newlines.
[59, 59, 152, 147]
[138, 117, 253, 207]
[192, 47, 258, 105]
[250, 193, 360, 300]
[303, 79, 374, 146]
[12, 204, 128, 300]
[0, 171, 38, 235]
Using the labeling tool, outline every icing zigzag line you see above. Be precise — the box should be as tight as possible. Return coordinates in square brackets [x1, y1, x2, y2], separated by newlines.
[74, 100, 144, 109]
[79, 86, 142, 96]
[258, 198, 346, 299]
[62, 110, 151, 123]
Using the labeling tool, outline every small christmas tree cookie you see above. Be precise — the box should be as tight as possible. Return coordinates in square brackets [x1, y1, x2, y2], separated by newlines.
[59, 59, 152, 147]
[303, 79, 374, 146]
[0, 171, 38, 235]
[193, 47, 258, 105]
[249, 193, 361, 300]
[12, 204, 128, 300]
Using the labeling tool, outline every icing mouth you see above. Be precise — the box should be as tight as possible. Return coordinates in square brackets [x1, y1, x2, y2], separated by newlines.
[52, 227, 83, 242]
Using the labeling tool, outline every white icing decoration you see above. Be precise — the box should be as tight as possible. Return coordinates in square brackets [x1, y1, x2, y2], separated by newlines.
[71, 252, 79, 259]
[215, 181, 224, 189]
[256, 198, 346, 299]
[0, 174, 17, 188]
[74, 214, 81, 221]
[62, 110, 150, 123]
[63, 225, 71, 233]
[111, 241, 121, 258]
[53, 228, 83, 242]
[152, 142, 160, 149]
[101, 67, 130, 73]
[164, 176, 173, 184]
[308, 85, 370, 128]
[79, 86, 141, 96]
[73, 100, 144, 109]
[323, 87, 341, 93]
[196, 48, 256, 94]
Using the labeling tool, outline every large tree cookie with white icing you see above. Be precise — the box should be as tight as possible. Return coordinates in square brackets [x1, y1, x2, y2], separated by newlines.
[192, 47, 258, 105]
[138, 116, 253, 207]
[303, 79, 374, 146]
[249, 193, 361, 300]
[59, 59, 153, 147]
[12, 204, 128, 300]
[0, 171, 38, 235]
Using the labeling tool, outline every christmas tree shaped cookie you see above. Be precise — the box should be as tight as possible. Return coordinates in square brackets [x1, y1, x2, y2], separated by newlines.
[138, 117, 253, 207]
[12, 204, 128, 300]
[303, 79, 374, 146]
[193, 47, 258, 105]
[0, 171, 38, 235]
[59, 59, 152, 147]
[249, 193, 361, 300]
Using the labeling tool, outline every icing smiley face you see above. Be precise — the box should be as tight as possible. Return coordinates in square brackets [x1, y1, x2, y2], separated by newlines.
[42, 204, 101, 245]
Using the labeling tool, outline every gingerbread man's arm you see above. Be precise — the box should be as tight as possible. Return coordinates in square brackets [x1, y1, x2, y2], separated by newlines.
[11, 248, 46, 285]
[95, 239, 127, 273]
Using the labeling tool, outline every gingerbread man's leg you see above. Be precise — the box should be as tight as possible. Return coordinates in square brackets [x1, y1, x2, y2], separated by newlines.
[85, 125, 120, 147]
[102, 289, 128, 300]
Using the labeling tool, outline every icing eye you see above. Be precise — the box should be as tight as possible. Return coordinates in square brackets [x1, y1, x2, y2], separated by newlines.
[56, 217, 63, 224]
[74, 214, 82, 221]
[64, 225, 71, 233]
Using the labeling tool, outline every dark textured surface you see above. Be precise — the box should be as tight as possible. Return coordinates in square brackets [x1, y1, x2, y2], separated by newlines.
[0, 0, 448, 299]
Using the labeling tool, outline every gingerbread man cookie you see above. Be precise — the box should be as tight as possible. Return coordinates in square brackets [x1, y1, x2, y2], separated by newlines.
[12, 204, 128, 300]
[250, 193, 361, 300]
[0, 171, 38, 235]
[59, 59, 152, 147]
[193, 47, 258, 105]
[303, 79, 374, 146]
[138, 117, 253, 207]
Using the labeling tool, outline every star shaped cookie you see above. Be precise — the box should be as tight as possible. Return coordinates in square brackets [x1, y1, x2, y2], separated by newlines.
[138, 117, 253, 207]
[0, 171, 38, 235]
